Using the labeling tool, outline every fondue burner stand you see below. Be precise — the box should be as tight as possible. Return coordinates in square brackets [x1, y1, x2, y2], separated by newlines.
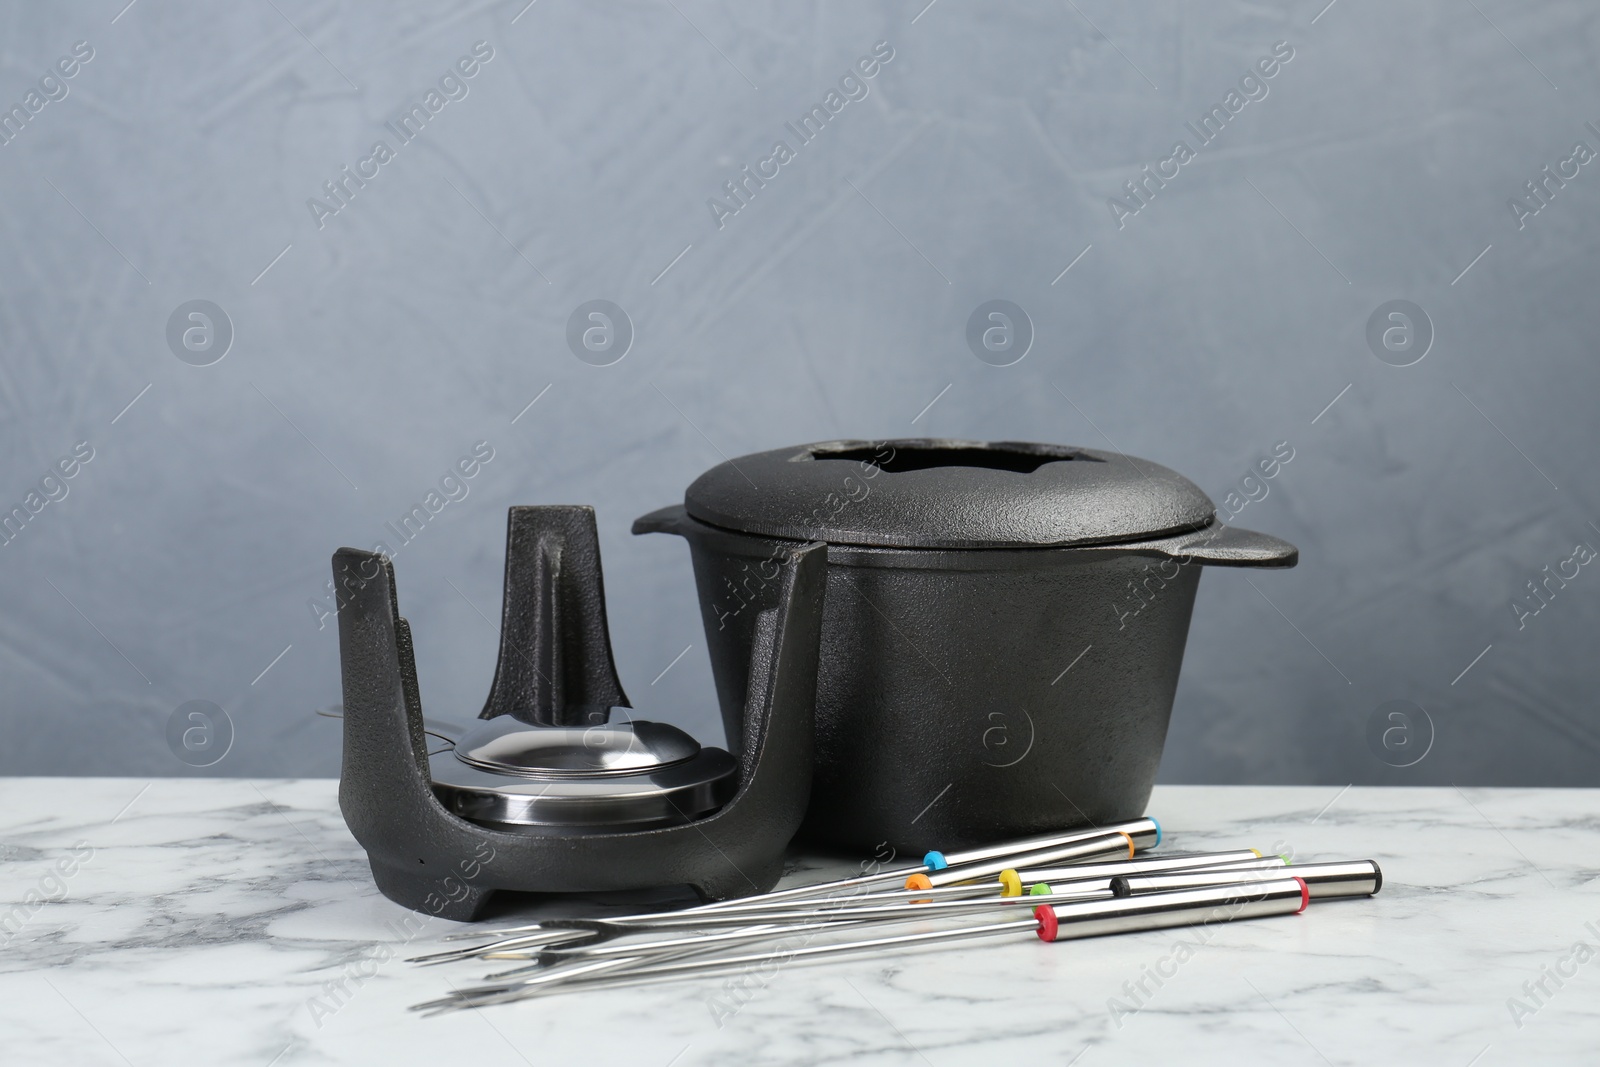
[334, 506, 825, 920]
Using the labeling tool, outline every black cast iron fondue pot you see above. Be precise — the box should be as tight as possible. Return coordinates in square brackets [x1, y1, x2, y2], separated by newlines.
[634, 439, 1297, 853]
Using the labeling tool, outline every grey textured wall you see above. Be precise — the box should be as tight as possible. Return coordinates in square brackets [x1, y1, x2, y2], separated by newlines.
[2, 0, 1597, 786]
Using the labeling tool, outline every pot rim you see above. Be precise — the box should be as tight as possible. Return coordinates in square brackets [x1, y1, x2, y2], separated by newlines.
[634, 505, 1297, 571]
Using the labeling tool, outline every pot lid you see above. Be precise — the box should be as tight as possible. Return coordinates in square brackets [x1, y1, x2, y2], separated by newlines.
[682, 439, 1216, 549]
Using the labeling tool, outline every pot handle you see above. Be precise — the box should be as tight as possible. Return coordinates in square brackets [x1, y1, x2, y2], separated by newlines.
[632, 503, 689, 537]
[1137, 522, 1299, 568]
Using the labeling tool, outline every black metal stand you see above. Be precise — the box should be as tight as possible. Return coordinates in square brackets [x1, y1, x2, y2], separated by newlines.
[334, 505, 826, 920]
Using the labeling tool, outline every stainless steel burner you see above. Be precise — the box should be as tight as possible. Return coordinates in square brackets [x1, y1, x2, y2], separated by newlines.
[429, 709, 737, 832]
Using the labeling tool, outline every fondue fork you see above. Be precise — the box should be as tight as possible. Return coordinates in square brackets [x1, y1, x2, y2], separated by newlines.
[414, 877, 1310, 1013]
[416, 824, 1154, 961]
[411, 848, 1278, 967]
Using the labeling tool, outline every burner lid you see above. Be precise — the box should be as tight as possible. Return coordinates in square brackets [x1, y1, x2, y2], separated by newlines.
[453, 713, 701, 779]
[429, 712, 737, 832]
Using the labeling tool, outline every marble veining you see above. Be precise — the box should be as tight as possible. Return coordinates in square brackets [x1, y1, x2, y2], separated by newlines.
[2, 779, 1598, 1065]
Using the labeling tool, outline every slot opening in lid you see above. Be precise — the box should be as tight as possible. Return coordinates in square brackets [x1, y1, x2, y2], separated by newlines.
[808, 443, 1092, 475]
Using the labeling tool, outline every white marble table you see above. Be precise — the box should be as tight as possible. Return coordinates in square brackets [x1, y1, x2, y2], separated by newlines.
[3, 780, 1596, 1065]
